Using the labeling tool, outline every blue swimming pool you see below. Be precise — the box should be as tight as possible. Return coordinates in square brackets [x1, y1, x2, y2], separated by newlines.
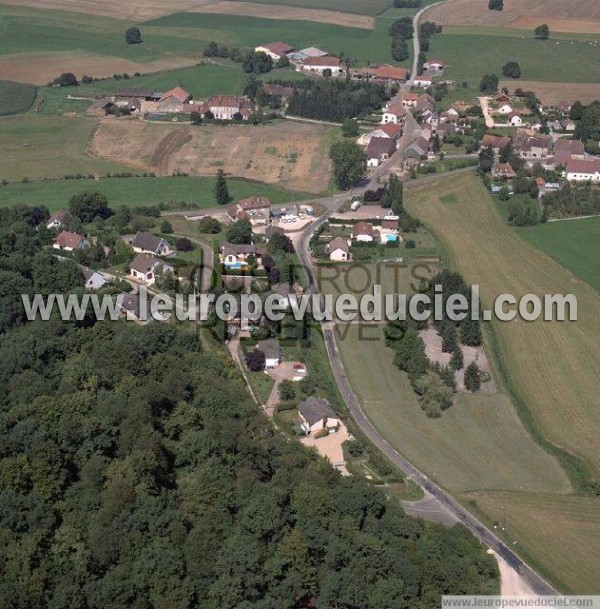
[384, 234, 398, 242]
[225, 262, 247, 270]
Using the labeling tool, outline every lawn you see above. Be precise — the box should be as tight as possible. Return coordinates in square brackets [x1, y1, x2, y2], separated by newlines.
[404, 173, 600, 483]
[427, 27, 600, 84]
[516, 218, 600, 293]
[335, 324, 569, 494]
[0, 175, 313, 211]
[0, 79, 37, 115]
[233, 0, 392, 16]
[463, 491, 600, 593]
[0, 115, 134, 181]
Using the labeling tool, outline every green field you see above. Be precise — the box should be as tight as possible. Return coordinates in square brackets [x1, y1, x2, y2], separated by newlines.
[428, 27, 600, 84]
[234, 0, 392, 16]
[464, 491, 600, 593]
[0, 175, 313, 211]
[0, 115, 134, 181]
[517, 218, 600, 293]
[0, 79, 37, 115]
[336, 324, 569, 493]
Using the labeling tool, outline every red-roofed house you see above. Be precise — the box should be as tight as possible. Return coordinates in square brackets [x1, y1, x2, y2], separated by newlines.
[301, 56, 346, 76]
[199, 95, 255, 120]
[352, 222, 376, 242]
[413, 74, 432, 88]
[255, 42, 294, 60]
[53, 231, 89, 251]
[566, 158, 600, 182]
[553, 139, 585, 166]
[156, 87, 192, 113]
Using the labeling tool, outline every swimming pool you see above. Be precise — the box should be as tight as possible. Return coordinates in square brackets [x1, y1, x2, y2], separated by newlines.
[225, 262, 248, 270]
[384, 234, 398, 242]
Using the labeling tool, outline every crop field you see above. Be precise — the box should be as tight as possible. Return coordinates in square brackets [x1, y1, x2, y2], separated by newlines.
[231, 0, 392, 17]
[516, 218, 600, 293]
[464, 491, 600, 593]
[89, 120, 336, 193]
[427, 27, 600, 84]
[0, 79, 37, 115]
[0, 175, 312, 211]
[427, 0, 600, 33]
[335, 324, 569, 493]
[404, 173, 600, 482]
[498, 81, 600, 105]
[0, 115, 134, 180]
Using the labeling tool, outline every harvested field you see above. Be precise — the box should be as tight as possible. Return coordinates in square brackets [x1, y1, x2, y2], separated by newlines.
[427, 0, 600, 33]
[232, 0, 391, 17]
[499, 81, 600, 105]
[0, 52, 198, 86]
[0, 0, 209, 21]
[89, 120, 335, 193]
[190, 1, 374, 29]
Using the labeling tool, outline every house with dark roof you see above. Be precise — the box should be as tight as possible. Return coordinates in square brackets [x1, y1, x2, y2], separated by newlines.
[327, 237, 350, 262]
[297, 397, 340, 435]
[257, 338, 281, 368]
[553, 139, 585, 166]
[366, 137, 396, 168]
[53, 231, 89, 252]
[130, 254, 174, 285]
[219, 242, 259, 268]
[131, 232, 172, 256]
[255, 42, 295, 60]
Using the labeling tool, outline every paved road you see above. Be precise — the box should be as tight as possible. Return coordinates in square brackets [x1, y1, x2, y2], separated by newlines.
[409, 0, 449, 85]
[295, 193, 559, 597]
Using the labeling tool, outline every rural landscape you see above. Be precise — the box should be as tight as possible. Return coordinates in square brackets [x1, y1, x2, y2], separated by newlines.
[0, 0, 599, 605]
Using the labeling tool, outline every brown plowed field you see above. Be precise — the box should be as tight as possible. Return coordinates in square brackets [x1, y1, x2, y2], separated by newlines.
[427, 0, 600, 33]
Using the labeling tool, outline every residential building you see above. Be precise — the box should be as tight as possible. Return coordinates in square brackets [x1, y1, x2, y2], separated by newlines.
[327, 237, 350, 261]
[156, 86, 192, 113]
[237, 196, 271, 214]
[413, 75, 432, 88]
[352, 221, 376, 242]
[416, 93, 435, 113]
[130, 254, 174, 285]
[366, 137, 396, 167]
[492, 161, 517, 180]
[46, 209, 67, 230]
[258, 339, 281, 368]
[254, 42, 294, 60]
[554, 139, 585, 166]
[423, 59, 444, 73]
[557, 100, 572, 117]
[398, 91, 419, 107]
[565, 158, 600, 182]
[358, 124, 401, 146]
[82, 267, 108, 290]
[199, 95, 255, 120]
[351, 64, 407, 84]
[497, 103, 514, 115]
[507, 111, 523, 126]
[219, 242, 258, 268]
[116, 293, 144, 323]
[494, 94, 510, 105]
[481, 134, 511, 153]
[381, 103, 408, 125]
[131, 232, 172, 256]
[53, 231, 89, 252]
[300, 56, 346, 76]
[297, 397, 340, 435]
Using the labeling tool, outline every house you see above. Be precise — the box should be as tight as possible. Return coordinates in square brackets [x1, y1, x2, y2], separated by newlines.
[327, 237, 350, 261]
[130, 254, 174, 285]
[422, 110, 440, 129]
[417, 93, 435, 113]
[219, 242, 258, 268]
[497, 103, 514, 115]
[300, 56, 346, 76]
[517, 135, 553, 161]
[254, 42, 294, 60]
[494, 94, 510, 105]
[553, 139, 585, 166]
[200, 95, 255, 120]
[258, 338, 281, 368]
[436, 122, 457, 139]
[440, 107, 460, 122]
[117, 293, 144, 323]
[492, 161, 517, 180]
[358, 125, 401, 146]
[297, 397, 340, 435]
[398, 91, 419, 107]
[82, 267, 108, 290]
[424, 59, 444, 73]
[53, 231, 89, 252]
[481, 134, 511, 153]
[565, 158, 600, 182]
[381, 103, 408, 125]
[88, 97, 114, 116]
[557, 100, 572, 117]
[413, 75, 432, 88]
[366, 137, 396, 167]
[131, 232, 172, 256]
[561, 119, 576, 132]
[237, 196, 271, 214]
[507, 111, 523, 126]
[352, 64, 407, 84]
[352, 221, 376, 242]
[156, 86, 192, 113]
[46, 209, 67, 230]
[403, 136, 430, 164]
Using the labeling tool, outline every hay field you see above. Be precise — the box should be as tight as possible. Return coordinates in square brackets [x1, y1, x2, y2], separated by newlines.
[89, 120, 335, 193]
[464, 491, 600, 593]
[335, 324, 570, 494]
[427, 0, 600, 33]
[404, 172, 600, 481]
[499, 81, 600, 105]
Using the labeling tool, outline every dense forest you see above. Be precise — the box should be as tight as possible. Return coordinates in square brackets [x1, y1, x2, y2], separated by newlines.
[0, 204, 499, 608]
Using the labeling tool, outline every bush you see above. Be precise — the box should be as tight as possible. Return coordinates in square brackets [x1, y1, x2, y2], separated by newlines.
[176, 238, 194, 252]
[245, 349, 266, 372]
[279, 380, 297, 401]
[405, 240, 416, 249]
[125, 26, 142, 44]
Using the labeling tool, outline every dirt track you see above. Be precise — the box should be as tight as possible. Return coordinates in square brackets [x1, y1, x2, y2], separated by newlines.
[190, 1, 374, 29]
[427, 0, 600, 32]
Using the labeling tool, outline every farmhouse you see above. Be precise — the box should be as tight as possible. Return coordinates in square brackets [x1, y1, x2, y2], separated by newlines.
[565, 158, 600, 183]
[53, 231, 89, 252]
[82, 267, 108, 290]
[131, 232, 172, 256]
[515, 134, 553, 161]
[494, 94, 510, 105]
[156, 87, 192, 113]
[358, 125, 400, 146]
[130, 254, 174, 285]
[366, 137, 396, 167]
[199, 95, 255, 120]
[300, 56, 346, 76]
[327, 237, 350, 261]
[254, 42, 294, 60]
[351, 64, 407, 84]
[297, 397, 340, 436]
[46, 209, 67, 230]
[257, 339, 281, 369]
[352, 222, 376, 242]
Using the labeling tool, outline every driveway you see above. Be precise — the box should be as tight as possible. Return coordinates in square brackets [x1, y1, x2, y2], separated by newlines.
[301, 423, 350, 476]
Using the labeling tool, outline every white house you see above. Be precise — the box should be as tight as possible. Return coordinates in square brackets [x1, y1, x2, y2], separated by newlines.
[130, 254, 174, 285]
[297, 397, 340, 436]
[565, 158, 600, 183]
[508, 112, 523, 126]
[199, 95, 255, 120]
[53, 231, 89, 252]
[82, 267, 109, 290]
[327, 237, 350, 262]
[424, 59, 444, 73]
[497, 103, 514, 115]
[300, 56, 346, 76]
[413, 75, 432, 88]
[131, 232, 172, 256]
[46, 209, 67, 230]
[258, 339, 281, 369]
[381, 104, 407, 125]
